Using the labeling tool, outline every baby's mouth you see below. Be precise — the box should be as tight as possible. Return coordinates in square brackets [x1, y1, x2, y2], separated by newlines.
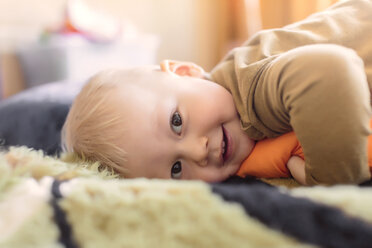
[222, 125, 232, 163]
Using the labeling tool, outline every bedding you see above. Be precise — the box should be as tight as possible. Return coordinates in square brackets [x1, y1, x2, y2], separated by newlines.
[1, 147, 372, 248]
[0, 80, 84, 155]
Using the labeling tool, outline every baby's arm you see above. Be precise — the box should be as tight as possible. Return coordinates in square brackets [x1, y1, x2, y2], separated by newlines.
[287, 156, 307, 185]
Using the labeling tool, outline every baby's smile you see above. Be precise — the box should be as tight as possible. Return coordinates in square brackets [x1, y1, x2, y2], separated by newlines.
[221, 125, 233, 163]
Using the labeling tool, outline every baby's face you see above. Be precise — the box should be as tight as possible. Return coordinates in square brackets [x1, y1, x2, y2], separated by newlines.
[114, 67, 255, 182]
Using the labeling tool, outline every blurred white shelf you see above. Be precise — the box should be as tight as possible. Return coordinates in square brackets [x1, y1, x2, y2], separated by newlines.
[15, 33, 160, 88]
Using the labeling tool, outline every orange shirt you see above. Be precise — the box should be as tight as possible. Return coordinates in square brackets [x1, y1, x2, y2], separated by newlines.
[237, 121, 372, 178]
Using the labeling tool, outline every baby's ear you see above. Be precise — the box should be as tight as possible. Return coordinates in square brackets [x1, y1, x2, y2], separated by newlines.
[160, 60, 205, 78]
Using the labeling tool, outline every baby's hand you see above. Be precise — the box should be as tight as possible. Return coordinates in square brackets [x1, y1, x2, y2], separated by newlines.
[287, 156, 307, 185]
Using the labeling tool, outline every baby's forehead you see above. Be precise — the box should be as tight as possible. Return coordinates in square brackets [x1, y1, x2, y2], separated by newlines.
[117, 68, 177, 93]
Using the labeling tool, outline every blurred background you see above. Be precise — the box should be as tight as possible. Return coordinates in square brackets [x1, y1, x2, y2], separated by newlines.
[0, 0, 339, 99]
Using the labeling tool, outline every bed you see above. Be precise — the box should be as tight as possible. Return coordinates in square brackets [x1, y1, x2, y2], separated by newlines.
[1, 82, 372, 248]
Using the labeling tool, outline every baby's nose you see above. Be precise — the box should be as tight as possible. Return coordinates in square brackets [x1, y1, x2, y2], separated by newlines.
[182, 136, 209, 167]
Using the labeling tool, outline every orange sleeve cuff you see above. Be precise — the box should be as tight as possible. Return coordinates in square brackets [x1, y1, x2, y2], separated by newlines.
[237, 132, 304, 178]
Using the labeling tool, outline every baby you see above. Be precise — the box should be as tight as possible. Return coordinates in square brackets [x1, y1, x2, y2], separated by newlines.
[62, 0, 372, 185]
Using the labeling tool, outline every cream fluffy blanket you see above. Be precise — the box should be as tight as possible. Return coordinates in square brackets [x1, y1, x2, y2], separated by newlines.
[1, 147, 372, 248]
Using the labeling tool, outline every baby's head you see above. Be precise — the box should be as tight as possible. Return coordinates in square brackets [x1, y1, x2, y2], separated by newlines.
[62, 61, 255, 182]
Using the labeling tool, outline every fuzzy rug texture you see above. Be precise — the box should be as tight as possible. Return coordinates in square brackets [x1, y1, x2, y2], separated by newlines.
[1, 147, 372, 248]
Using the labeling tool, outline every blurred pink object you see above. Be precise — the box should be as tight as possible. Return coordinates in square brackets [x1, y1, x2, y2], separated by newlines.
[58, 0, 121, 42]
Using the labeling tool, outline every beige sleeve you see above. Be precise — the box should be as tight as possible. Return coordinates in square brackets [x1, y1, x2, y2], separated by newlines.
[258, 44, 371, 185]
[210, 0, 372, 184]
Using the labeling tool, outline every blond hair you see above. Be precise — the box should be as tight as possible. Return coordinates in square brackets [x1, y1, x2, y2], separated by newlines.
[62, 70, 129, 175]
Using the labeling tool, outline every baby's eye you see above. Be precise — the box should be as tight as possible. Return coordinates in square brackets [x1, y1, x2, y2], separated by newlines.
[170, 111, 182, 134]
[171, 161, 182, 179]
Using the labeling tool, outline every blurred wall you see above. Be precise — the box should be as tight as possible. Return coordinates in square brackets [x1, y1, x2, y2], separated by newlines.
[260, 0, 339, 29]
[0, 0, 65, 49]
[0, 0, 229, 71]
[81, 0, 229, 71]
